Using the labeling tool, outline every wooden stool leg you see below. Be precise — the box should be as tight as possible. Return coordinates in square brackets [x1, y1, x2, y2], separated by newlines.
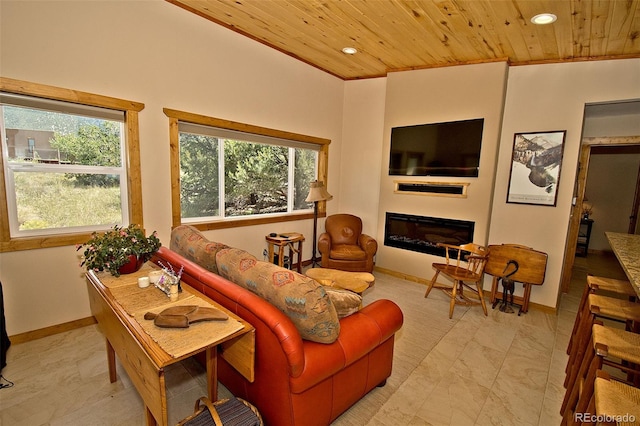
[277, 245, 284, 267]
[564, 311, 597, 389]
[575, 348, 601, 415]
[561, 334, 597, 420]
[568, 281, 591, 354]
[287, 243, 293, 270]
[295, 241, 303, 272]
[268, 243, 275, 264]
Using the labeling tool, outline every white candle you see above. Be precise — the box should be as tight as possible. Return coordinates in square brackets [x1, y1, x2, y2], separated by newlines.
[138, 276, 150, 288]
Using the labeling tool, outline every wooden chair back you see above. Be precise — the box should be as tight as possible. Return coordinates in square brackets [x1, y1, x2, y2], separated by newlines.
[439, 243, 488, 277]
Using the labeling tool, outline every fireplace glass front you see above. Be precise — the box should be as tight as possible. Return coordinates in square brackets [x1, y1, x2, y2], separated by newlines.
[384, 212, 475, 257]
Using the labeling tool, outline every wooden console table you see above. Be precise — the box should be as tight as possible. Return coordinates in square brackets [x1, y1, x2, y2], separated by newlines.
[86, 263, 255, 426]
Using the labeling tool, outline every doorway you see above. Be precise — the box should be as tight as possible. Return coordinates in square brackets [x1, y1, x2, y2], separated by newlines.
[560, 137, 640, 294]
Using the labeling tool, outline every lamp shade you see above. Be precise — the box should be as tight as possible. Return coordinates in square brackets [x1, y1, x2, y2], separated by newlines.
[305, 180, 333, 203]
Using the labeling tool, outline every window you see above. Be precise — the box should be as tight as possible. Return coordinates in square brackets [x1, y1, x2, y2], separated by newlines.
[165, 108, 330, 229]
[0, 77, 144, 252]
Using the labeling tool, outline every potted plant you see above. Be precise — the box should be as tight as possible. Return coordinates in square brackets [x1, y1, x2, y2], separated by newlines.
[77, 224, 161, 277]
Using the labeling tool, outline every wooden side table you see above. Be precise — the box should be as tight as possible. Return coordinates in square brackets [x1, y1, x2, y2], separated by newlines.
[265, 232, 304, 272]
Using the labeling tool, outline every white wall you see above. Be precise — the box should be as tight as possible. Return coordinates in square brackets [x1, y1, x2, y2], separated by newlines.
[488, 60, 640, 308]
[585, 152, 640, 250]
[0, 0, 345, 335]
[583, 101, 640, 137]
[339, 78, 387, 237]
[374, 62, 508, 279]
[582, 102, 640, 249]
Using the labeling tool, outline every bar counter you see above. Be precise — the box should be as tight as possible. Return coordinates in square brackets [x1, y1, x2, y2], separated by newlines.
[606, 232, 640, 297]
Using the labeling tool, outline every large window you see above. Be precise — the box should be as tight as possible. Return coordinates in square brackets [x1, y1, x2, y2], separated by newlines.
[165, 109, 330, 229]
[0, 78, 144, 252]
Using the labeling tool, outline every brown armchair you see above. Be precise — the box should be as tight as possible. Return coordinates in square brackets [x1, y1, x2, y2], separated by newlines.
[318, 214, 377, 272]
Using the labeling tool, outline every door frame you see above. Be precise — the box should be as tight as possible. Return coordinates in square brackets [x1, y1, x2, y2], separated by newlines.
[559, 135, 640, 294]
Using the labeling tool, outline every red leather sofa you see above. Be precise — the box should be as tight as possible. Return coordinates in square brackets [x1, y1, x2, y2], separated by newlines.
[153, 244, 403, 426]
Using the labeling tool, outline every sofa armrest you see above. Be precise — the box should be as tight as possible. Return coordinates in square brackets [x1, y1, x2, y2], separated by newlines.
[339, 299, 402, 357]
[291, 299, 403, 392]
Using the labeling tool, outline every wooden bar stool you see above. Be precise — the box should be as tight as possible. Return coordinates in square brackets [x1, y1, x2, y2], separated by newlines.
[567, 294, 640, 378]
[564, 294, 640, 390]
[567, 275, 636, 356]
[586, 370, 640, 426]
[561, 324, 640, 425]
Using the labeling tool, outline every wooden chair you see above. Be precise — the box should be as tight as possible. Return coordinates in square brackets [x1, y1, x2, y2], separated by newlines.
[485, 244, 548, 315]
[424, 243, 488, 319]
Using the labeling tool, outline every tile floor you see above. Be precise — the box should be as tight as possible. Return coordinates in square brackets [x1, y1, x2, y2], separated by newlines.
[0, 252, 628, 425]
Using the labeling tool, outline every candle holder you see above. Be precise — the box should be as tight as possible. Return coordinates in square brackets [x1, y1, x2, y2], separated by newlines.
[155, 262, 184, 297]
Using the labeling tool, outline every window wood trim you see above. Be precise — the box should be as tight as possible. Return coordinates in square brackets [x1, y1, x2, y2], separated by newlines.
[164, 108, 330, 230]
[0, 77, 145, 252]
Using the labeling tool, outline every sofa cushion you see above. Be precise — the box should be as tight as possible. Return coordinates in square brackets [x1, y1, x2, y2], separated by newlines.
[324, 287, 362, 318]
[216, 248, 340, 344]
[170, 225, 229, 274]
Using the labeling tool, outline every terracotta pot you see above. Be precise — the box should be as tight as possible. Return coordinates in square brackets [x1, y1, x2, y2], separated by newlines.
[118, 255, 144, 275]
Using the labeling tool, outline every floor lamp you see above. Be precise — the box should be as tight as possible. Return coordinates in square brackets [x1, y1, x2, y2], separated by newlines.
[305, 180, 333, 267]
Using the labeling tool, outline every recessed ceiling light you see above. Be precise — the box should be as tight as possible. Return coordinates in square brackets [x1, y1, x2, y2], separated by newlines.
[531, 13, 557, 25]
[342, 47, 358, 55]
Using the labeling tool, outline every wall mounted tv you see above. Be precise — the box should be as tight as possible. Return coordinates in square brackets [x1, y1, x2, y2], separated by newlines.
[389, 118, 484, 177]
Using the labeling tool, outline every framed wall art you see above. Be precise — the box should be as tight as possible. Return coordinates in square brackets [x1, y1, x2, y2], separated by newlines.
[506, 130, 566, 206]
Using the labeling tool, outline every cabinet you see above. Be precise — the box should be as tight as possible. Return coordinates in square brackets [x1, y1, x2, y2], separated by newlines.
[576, 218, 594, 257]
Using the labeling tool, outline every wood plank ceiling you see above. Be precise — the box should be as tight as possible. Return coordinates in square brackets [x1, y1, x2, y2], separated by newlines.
[168, 0, 640, 80]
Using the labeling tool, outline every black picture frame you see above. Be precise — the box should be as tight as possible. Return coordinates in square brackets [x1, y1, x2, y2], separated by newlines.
[506, 130, 566, 206]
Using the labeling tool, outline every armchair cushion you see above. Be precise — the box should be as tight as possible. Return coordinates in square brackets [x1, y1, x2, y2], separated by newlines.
[330, 244, 367, 261]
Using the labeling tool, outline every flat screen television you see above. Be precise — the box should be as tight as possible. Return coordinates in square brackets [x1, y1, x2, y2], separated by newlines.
[389, 118, 484, 177]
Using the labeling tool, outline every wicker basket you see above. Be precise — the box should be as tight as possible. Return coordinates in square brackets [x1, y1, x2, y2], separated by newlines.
[177, 396, 263, 426]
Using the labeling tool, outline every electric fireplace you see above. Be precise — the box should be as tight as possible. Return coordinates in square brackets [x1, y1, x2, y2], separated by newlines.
[384, 212, 475, 257]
